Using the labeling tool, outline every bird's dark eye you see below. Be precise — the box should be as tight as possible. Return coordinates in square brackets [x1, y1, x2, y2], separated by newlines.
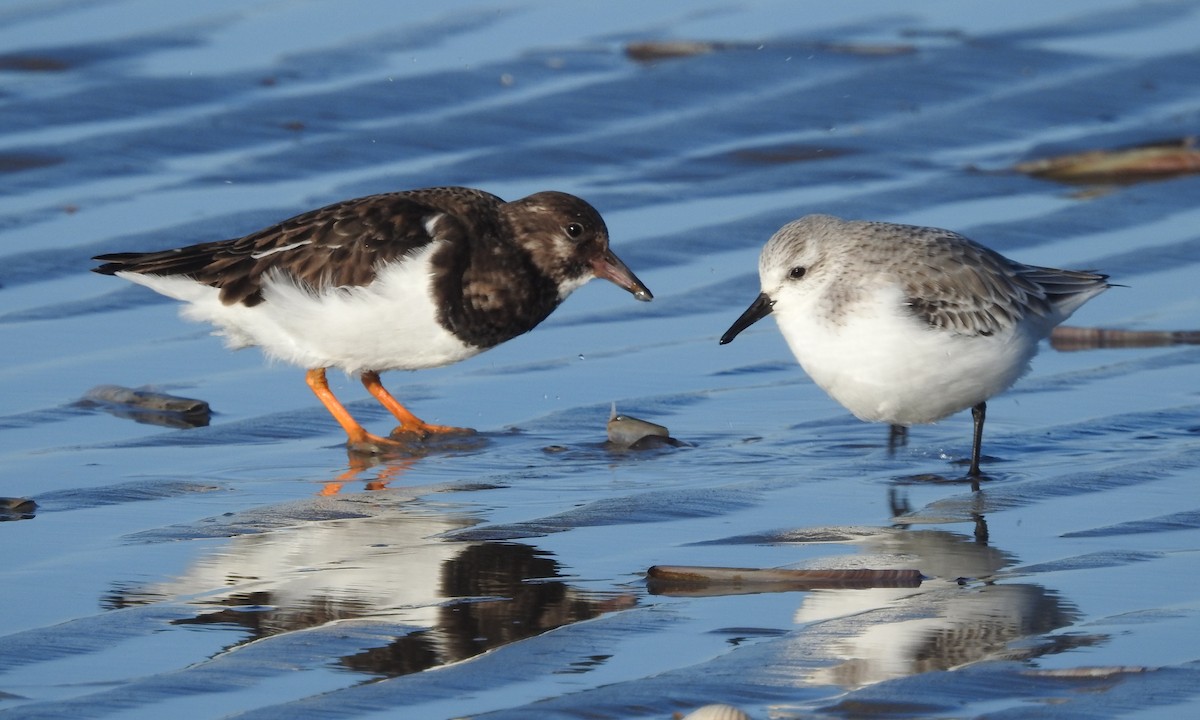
[565, 222, 584, 239]
[789, 266, 806, 280]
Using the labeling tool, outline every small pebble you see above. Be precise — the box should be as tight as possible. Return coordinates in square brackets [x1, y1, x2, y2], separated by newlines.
[607, 403, 671, 448]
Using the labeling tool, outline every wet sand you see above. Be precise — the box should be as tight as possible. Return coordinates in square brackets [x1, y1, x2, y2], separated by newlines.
[3, 1, 1200, 718]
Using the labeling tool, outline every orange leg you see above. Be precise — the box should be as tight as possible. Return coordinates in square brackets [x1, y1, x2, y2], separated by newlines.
[360, 370, 473, 437]
[305, 368, 397, 452]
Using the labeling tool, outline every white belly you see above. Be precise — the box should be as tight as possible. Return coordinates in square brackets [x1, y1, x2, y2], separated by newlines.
[776, 288, 1041, 425]
[119, 243, 480, 374]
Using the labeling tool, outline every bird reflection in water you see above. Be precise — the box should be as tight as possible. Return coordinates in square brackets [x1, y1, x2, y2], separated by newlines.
[790, 527, 1095, 688]
[105, 509, 633, 679]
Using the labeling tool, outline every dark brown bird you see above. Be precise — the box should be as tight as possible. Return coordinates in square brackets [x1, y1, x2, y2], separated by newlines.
[94, 187, 652, 452]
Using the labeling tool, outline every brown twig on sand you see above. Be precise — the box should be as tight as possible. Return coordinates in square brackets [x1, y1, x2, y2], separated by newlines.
[1050, 326, 1200, 351]
[647, 565, 923, 596]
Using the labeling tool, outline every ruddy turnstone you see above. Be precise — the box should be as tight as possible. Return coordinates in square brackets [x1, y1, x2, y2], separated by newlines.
[94, 187, 652, 452]
[720, 214, 1110, 476]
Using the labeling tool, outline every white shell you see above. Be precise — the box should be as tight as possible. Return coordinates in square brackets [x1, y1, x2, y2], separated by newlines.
[680, 704, 752, 720]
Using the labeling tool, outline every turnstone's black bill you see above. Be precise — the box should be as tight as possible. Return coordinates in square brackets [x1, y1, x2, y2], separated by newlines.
[721, 214, 1110, 477]
[94, 186, 652, 453]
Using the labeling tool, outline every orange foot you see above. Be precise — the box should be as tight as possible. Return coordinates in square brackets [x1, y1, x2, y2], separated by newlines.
[345, 430, 417, 455]
[306, 369, 430, 454]
[359, 370, 475, 440]
[388, 422, 476, 441]
[307, 368, 478, 454]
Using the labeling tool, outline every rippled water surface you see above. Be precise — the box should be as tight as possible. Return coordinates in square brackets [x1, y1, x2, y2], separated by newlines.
[4, 1, 1200, 718]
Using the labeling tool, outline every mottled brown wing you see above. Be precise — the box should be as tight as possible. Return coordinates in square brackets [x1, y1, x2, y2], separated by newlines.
[94, 191, 489, 306]
[895, 226, 1053, 337]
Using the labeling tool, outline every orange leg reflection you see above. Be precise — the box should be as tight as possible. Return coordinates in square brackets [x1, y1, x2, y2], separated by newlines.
[319, 453, 420, 496]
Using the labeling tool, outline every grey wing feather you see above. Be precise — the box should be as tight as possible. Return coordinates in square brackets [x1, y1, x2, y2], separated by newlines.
[899, 227, 1106, 337]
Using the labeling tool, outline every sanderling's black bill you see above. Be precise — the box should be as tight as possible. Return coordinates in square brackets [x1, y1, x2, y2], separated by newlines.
[720, 292, 774, 344]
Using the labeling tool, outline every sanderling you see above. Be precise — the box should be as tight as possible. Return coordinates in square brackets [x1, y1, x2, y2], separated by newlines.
[721, 214, 1110, 476]
[95, 187, 652, 453]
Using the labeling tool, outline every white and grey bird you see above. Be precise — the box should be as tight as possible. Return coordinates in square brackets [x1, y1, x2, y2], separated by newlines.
[720, 214, 1111, 476]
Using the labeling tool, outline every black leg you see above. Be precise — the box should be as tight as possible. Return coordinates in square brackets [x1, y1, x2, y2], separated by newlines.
[888, 487, 912, 520]
[968, 401, 986, 477]
[972, 513, 989, 544]
[887, 424, 908, 455]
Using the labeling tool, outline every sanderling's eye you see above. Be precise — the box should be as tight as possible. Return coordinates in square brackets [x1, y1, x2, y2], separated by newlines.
[789, 266, 806, 280]
[565, 222, 584, 239]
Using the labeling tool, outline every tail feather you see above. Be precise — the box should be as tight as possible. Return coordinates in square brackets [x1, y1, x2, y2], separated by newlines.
[1021, 266, 1112, 317]
[92, 244, 223, 278]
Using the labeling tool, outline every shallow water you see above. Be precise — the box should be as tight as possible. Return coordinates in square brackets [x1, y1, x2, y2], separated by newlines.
[4, 1, 1200, 718]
